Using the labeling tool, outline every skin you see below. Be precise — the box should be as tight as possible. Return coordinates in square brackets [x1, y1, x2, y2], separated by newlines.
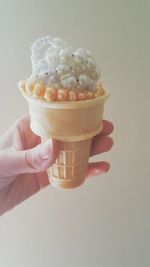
[0, 114, 113, 215]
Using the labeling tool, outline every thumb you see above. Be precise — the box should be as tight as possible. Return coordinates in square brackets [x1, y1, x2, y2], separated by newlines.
[0, 139, 59, 177]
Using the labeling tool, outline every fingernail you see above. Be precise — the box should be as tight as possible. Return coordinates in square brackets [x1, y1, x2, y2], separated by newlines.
[39, 139, 53, 160]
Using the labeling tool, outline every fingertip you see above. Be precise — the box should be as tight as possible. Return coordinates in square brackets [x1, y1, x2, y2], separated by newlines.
[103, 161, 110, 172]
[101, 120, 114, 135]
[102, 136, 114, 151]
[86, 161, 110, 177]
[96, 161, 110, 173]
[91, 136, 113, 156]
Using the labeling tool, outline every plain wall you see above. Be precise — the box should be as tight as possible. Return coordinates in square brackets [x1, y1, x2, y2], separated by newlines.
[0, 1, 149, 267]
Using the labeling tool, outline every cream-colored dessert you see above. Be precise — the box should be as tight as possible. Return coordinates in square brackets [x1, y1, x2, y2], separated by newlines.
[18, 36, 104, 101]
[19, 36, 109, 189]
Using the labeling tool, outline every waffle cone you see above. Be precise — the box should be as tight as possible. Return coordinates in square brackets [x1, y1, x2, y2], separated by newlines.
[25, 90, 109, 189]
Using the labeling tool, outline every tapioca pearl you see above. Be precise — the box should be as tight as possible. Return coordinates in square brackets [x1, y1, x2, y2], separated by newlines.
[31, 39, 42, 51]
[79, 74, 91, 87]
[32, 65, 38, 75]
[68, 90, 77, 101]
[86, 58, 96, 69]
[53, 37, 67, 48]
[33, 66, 40, 75]
[97, 82, 104, 93]
[18, 80, 26, 93]
[86, 91, 94, 99]
[59, 47, 74, 58]
[57, 89, 69, 101]
[60, 58, 73, 66]
[30, 72, 39, 82]
[49, 75, 60, 85]
[96, 87, 105, 97]
[76, 84, 83, 91]
[31, 36, 52, 52]
[60, 55, 74, 65]
[31, 43, 52, 63]
[46, 52, 60, 67]
[46, 67, 57, 76]
[33, 83, 45, 97]
[44, 36, 51, 40]
[75, 80, 80, 89]
[49, 80, 61, 90]
[29, 75, 39, 84]
[88, 79, 96, 90]
[44, 46, 56, 59]
[61, 76, 77, 89]
[38, 71, 48, 80]
[85, 69, 96, 80]
[86, 49, 94, 59]
[74, 48, 87, 63]
[87, 71, 96, 80]
[38, 36, 52, 44]
[44, 36, 53, 42]
[44, 87, 57, 101]
[37, 73, 48, 85]
[70, 64, 82, 76]
[26, 80, 35, 95]
[56, 64, 70, 76]
[59, 47, 74, 63]
[97, 82, 103, 89]
[81, 64, 87, 72]
[31, 55, 39, 65]
[53, 82, 61, 89]
[35, 59, 48, 72]
[74, 48, 87, 57]
[78, 92, 86, 100]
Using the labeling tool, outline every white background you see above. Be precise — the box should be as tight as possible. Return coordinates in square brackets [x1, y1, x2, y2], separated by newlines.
[0, 0, 149, 267]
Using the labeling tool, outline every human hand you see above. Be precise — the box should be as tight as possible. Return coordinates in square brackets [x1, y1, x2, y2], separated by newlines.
[0, 114, 113, 215]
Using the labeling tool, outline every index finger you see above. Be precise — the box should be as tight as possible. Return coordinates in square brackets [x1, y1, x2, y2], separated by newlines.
[100, 120, 114, 136]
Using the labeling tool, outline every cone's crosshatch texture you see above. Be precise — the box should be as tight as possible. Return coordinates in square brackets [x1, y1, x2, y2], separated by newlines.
[48, 139, 92, 189]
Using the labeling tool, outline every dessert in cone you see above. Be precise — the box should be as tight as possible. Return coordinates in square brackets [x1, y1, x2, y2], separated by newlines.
[24, 91, 109, 188]
[18, 36, 110, 189]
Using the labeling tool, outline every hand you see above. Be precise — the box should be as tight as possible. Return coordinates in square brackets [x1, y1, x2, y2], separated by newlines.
[0, 114, 113, 215]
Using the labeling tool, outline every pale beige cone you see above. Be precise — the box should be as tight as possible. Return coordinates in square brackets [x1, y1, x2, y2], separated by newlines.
[25, 90, 109, 189]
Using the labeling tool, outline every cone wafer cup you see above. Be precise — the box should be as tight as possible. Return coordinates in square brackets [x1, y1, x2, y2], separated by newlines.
[24, 89, 109, 189]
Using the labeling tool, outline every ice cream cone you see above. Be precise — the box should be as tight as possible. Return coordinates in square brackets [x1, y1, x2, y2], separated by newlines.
[24, 90, 109, 189]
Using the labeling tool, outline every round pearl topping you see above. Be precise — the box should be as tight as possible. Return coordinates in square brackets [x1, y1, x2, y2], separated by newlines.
[30, 36, 100, 91]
